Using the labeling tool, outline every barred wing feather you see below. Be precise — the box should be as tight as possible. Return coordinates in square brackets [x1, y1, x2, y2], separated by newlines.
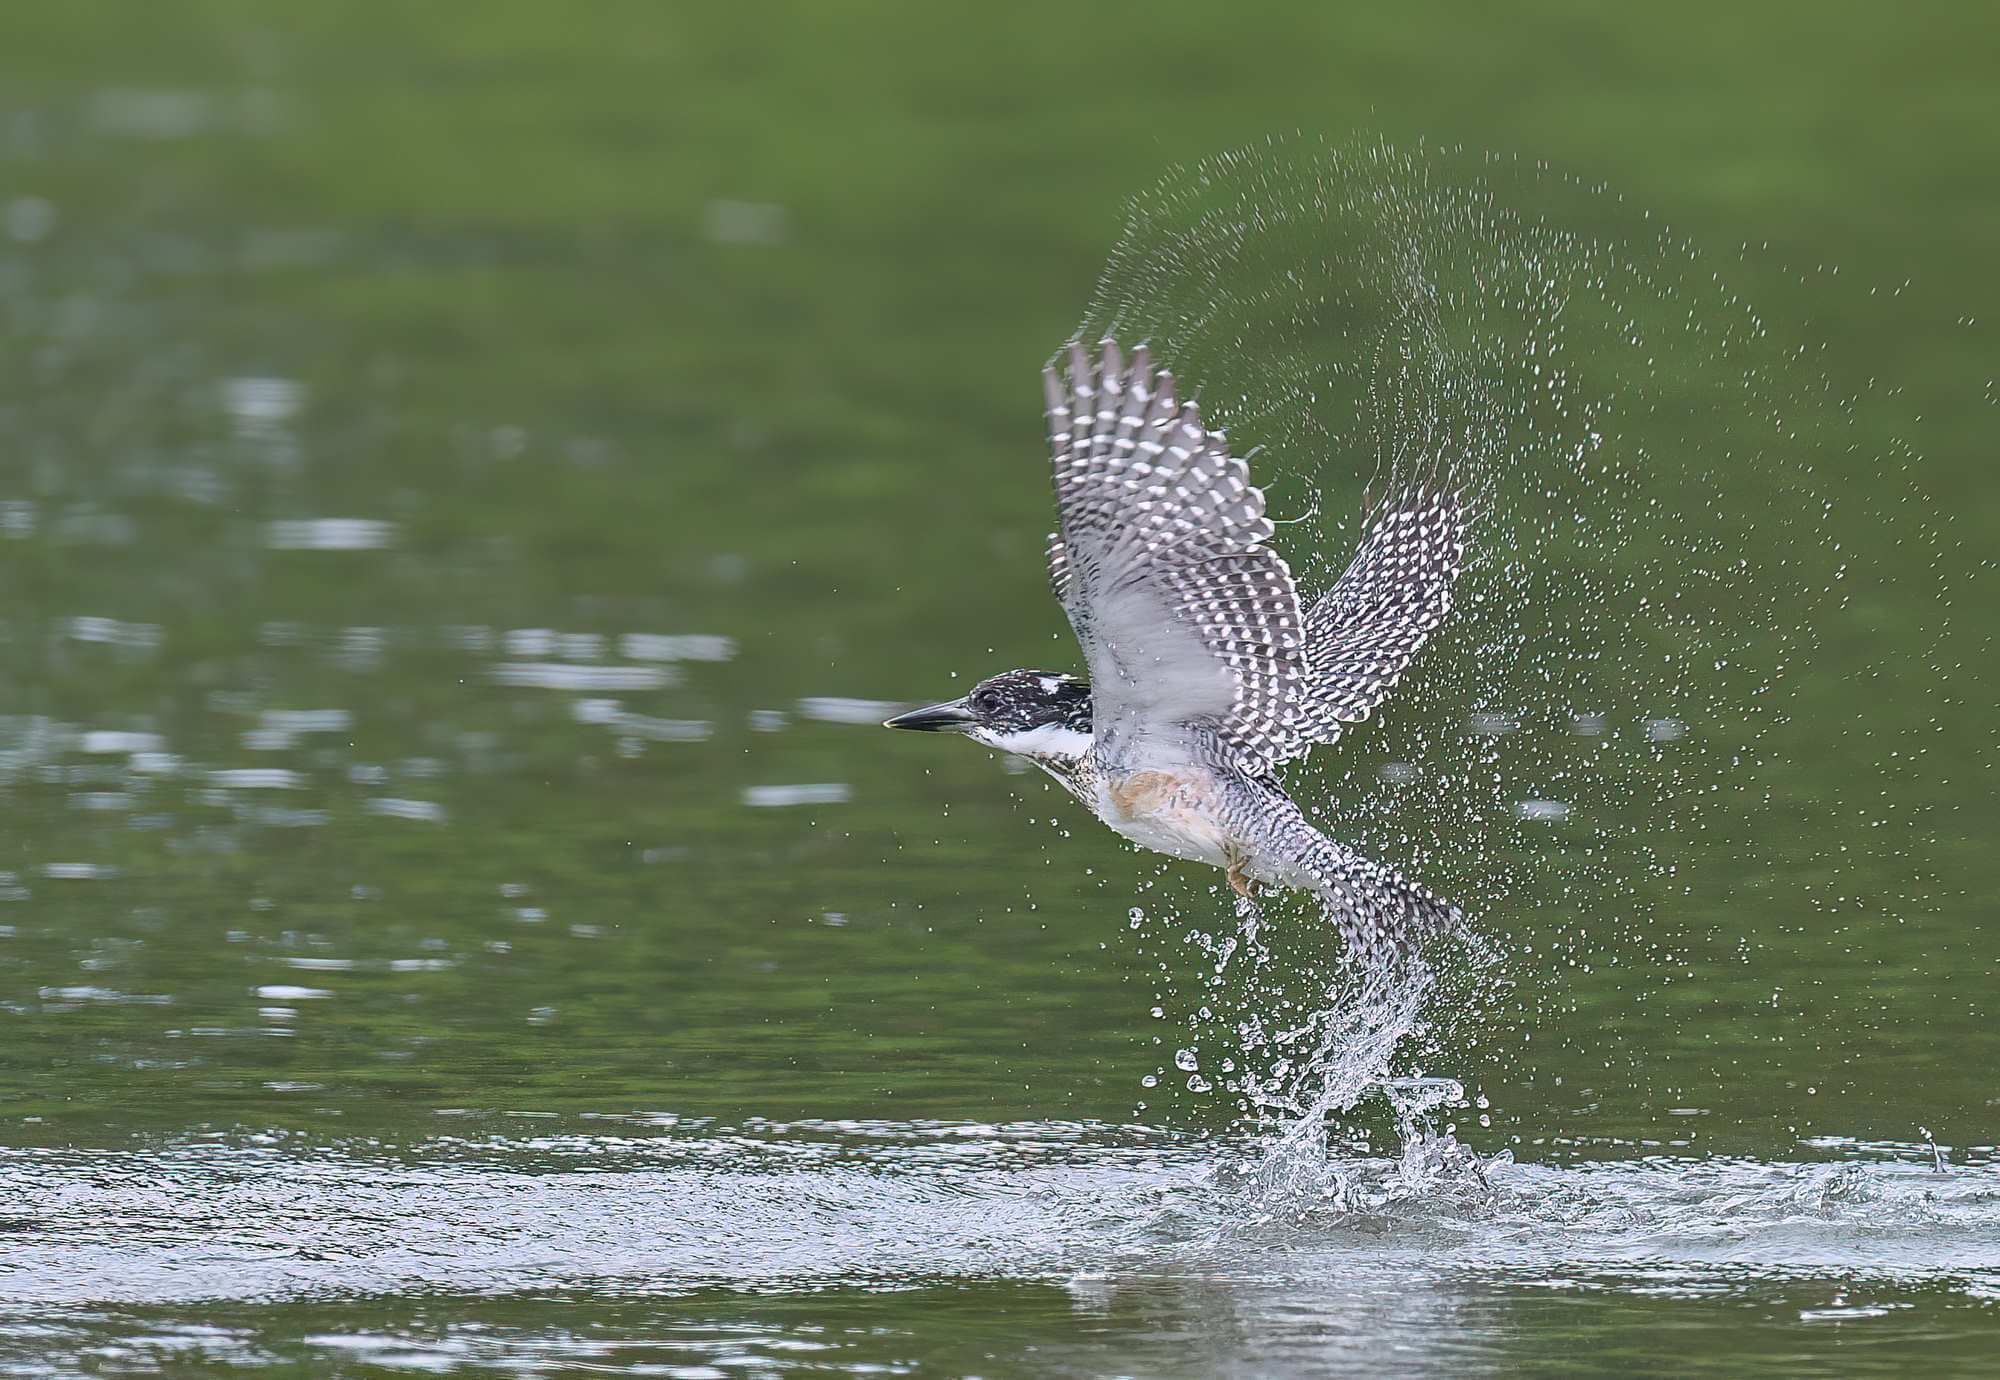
[1286, 487, 1469, 759]
[1042, 340, 1310, 775]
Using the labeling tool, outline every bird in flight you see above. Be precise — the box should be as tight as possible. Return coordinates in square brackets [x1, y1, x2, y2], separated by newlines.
[885, 340, 1470, 959]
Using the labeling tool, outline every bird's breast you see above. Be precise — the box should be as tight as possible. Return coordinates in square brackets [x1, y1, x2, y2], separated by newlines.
[1095, 768, 1233, 868]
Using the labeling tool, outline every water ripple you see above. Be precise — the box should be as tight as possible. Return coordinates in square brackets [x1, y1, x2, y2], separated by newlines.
[0, 1127, 1993, 1312]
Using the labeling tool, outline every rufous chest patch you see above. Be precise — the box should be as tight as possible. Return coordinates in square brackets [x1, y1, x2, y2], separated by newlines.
[1107, 770, 1190, 820]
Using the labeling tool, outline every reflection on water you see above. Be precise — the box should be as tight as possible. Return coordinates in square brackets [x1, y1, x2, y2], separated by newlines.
[262, 518, 395, 551]
[743, 782, 852, 807]
[490, 662, 677, 690]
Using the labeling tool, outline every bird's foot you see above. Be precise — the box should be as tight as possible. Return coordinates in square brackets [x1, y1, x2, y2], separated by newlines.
[1223, 850, 1269, 959]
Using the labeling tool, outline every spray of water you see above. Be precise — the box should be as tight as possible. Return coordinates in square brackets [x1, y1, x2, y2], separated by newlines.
[1079, 134, 1902, 1187]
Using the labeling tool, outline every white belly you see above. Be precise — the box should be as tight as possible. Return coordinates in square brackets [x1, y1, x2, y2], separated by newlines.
[1093, 770, 1232, 869]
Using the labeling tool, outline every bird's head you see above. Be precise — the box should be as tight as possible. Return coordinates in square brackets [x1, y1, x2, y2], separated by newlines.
[883, 669, 1093, 762]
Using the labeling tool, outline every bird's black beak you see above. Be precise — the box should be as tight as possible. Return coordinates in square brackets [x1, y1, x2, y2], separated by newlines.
[883, 697, 977, 732]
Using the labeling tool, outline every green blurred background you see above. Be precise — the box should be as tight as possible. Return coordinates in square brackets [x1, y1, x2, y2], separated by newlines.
[1, 2, 1996, 1373]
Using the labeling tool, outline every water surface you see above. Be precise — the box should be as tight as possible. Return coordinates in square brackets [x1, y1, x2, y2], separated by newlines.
[2, 5, 1997, 1375]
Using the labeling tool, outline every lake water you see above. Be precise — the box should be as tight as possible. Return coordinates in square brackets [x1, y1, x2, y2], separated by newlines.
[2, 7, 1997, 1376]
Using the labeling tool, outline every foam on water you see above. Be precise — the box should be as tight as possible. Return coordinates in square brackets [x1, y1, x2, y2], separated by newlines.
[3, 1122, 1994, 1311]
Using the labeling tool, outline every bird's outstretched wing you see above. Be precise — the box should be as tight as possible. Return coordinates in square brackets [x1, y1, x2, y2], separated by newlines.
[1277, 484, 1469, 763]
[1042, 339, 1308, 776]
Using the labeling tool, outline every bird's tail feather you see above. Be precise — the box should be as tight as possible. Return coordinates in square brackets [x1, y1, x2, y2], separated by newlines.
[1305, 837, 1463, 963]
[1252, 785, 1462, 961]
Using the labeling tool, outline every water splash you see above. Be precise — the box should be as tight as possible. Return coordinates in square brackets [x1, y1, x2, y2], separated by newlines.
[1079, 134, 1951, 1171]
[1237, 961, 1440, 1204]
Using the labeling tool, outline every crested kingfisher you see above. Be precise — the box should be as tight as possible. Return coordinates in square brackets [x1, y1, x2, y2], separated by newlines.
[885, 340, 1470, 958]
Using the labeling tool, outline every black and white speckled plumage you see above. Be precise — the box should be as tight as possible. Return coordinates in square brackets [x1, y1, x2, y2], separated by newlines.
[1292, 487, 1468, 754]
[889, 340, 1470, 961]
[1042, 339, 1311, 777]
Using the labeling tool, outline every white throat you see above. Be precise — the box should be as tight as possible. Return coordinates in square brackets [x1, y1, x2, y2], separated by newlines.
[974, 723, 1094, 761]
